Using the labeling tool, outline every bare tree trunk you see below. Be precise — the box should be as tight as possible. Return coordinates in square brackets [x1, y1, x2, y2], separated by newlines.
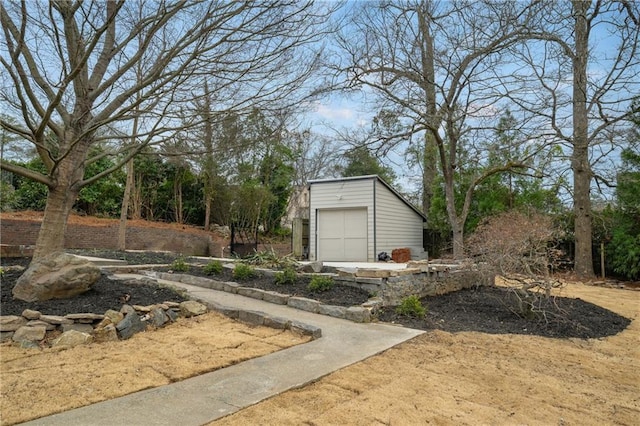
[572, 0, 594, 278]
[117, 158, 134, 250]
[204, 192, 212, 231]
[131, 175, 142, 220]
[33, 145, 87, 261]
[419, 3, 437, 221]
[174, 176, 184, 224]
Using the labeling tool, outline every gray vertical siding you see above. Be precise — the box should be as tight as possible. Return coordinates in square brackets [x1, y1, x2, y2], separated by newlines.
[309, 176, 425, 261]
[309, 179, 374, 260]
[374, 180, 424, 258]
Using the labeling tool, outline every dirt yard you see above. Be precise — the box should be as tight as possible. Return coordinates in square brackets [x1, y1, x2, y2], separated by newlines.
[211, 283, 639, 425]
[0, 313, 310, 425]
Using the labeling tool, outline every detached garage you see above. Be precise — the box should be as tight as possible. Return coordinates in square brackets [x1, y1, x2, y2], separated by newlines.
[308, 175, 426, 262]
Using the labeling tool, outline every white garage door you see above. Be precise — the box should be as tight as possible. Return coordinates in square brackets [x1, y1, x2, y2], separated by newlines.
[318, 209, 367, 261]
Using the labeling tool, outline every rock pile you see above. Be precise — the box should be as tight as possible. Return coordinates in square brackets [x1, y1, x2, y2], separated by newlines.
[0, 300, 209, 349]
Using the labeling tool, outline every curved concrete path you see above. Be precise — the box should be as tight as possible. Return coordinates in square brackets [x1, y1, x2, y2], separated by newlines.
[23, 277, 423, 425]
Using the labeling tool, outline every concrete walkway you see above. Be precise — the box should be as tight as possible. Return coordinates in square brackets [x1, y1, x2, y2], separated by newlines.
[23, 277, 424, 426]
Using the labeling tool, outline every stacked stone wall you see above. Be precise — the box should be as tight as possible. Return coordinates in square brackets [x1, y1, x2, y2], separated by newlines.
[336, 267, 489, 306]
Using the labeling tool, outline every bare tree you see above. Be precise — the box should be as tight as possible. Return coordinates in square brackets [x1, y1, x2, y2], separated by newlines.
[0, 1, 337, 261]
[467, 210, 565, 320]
[504, 1, 640, 277]
[332, 0, 544, 257]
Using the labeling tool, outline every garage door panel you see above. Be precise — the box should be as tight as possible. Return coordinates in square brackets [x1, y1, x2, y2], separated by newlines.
[344, 210, 367, 238]
[344, 238, 367, 261]
[318, 208, 367, 261]
[319, 238, 344, 260]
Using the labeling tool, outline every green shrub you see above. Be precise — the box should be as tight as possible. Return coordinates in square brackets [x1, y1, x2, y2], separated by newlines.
[233, 263, 256, 281]
[203, 260, 223, 275]
[307, 275, 334, 292]
[274, 267, 297, 285]
[170, 256, 189, 272]
[396, 295, 426, 318]
[242, 248, 297, 269]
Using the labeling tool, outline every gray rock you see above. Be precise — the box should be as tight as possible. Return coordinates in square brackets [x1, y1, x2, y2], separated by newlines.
[298, 261, 323, 273]
[289, 321, 322, 339]
[20, 340, 40, 349]
[94, 324, 119, 343]
[1, 331, 15, 342]
[21, 309, 41, 320]
[39, 314, 74, 325]
[104, 309, 124, 325]
[120, 304, 136, 316]
[52, 330, 93, 348]
[318, 304, 347, 319]
[0, 315, 27, 332]
[238, 310, 265, 326]
[263, 316, 290, 330]
[12, 252, 101, 302]
[62, 323, 94, 334]
[116, 313, 147, 339]
[27, 320, 56, 331]
[179, 301, 208, 317]
[165, 309, 179, 323]
[12, 325, 47, 342]
[287, 297, 320, 313]
[262, 291, 289, 305]
[345, 306, 371, 323]
[65, 313, 104, 323]
[237, 287, 266, 300]
[148, 307, 169, 327]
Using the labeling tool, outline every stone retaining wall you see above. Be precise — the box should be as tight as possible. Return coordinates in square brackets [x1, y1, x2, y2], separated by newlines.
[151, 271, 379, 324]
[335, 263, 492, 306]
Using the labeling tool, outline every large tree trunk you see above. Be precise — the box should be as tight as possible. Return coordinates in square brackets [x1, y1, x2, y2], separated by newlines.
[32, 146, 87, 261]
[419, 3, 437, 221]
[572, 0, 594, 278]
[443, 170, 465, 259]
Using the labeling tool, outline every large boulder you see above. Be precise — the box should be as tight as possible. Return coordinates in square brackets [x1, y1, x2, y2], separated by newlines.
[12, 252, 101, 302]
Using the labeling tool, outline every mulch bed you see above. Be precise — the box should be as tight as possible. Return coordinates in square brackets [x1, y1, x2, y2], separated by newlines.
[377, 286, 631, 339]
[1, 257, 188, 317]
[1, 251, 632, 339]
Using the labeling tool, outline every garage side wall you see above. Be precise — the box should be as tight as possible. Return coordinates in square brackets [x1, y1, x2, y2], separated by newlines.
[309, 179, 375, 261]
[375, 180, 425, 259]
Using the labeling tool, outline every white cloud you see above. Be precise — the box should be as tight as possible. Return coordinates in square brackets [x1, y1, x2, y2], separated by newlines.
[314, 102, 356, 121]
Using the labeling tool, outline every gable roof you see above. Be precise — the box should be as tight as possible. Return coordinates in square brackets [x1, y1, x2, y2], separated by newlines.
[308, 175, 427, 221]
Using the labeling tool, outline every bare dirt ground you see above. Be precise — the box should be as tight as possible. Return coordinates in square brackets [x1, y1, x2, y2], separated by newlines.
[211, 282, 640, 426]
[0, 313, 310, 425]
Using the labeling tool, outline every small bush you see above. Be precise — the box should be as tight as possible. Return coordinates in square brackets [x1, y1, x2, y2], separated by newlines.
[396, 295, 426, 318]
[203, 260, 223, 275]
[308, 275, 334, 292]
[170, 256, 189, 272]
[233, 263, 256, 281]
[274, 267, 297, 285]
[242, 248, 298, 269]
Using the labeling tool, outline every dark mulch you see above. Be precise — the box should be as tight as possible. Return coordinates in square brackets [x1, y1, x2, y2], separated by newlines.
[157, 265, 371, 307]
[1, 257, 188, 317]
[377, 286, 631, 339]
[2, 251, 633, 340]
